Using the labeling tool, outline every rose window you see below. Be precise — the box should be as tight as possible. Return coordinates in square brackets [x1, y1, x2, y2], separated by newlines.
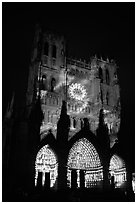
[69, 83, 87, 101]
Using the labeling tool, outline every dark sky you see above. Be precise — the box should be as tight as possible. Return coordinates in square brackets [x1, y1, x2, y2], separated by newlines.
[3, 3, 135, 170]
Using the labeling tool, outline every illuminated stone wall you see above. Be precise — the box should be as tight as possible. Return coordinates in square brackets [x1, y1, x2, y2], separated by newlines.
[26, 29, 121, 147]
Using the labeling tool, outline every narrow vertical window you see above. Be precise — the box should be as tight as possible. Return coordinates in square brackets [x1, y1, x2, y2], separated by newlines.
[47, 110, 50, 122]
[51, 78, 56, 92]
[99, 67, 103, 83]
[100, 89, 103, 104]
[106, 69, 109, 85]
[106, 91, 109, 105]
[81, 119, 84, 129]
[42, 75, 46, 90]
[52, 45, 56, 58]
[73, 118, 76, 128]
[44, 42, 49, 56]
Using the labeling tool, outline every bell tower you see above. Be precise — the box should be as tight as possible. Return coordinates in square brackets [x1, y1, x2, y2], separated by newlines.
[26, 25, 67, 140]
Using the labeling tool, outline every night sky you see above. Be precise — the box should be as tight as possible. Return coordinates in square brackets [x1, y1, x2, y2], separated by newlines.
[3, 3, 135, 171]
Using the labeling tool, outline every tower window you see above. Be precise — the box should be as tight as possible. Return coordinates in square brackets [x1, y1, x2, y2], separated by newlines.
[73, 118, 76, 128]
[99, 67, 103, 83]
[47, 110, 50, 122]
[52, 45, 56, 58]
[100, 89, 103, 104]
[106, 91, 109, 105]
[51, 77, 56, 92]
[106, 69, 109, 85]
[42, 75, 47, 90]
[44, 42, 49, 56]
[81, 119, 84, 129]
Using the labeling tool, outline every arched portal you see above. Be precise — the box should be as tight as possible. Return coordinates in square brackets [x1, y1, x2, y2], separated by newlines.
[67, 138, 103, 188]
[35, 144, 58, 188]
[109, 154, 127, 188]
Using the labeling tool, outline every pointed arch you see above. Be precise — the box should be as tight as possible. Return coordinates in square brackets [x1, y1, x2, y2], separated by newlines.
[68, 138, 102, 170]
[35, 144, 58, 188]
[110, 154, 125, 170]
[67, 138, 103, 188]
[109, 154, 127, 188]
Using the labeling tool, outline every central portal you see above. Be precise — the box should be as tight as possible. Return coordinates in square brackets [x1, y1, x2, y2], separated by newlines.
[67, 138, 103, 188]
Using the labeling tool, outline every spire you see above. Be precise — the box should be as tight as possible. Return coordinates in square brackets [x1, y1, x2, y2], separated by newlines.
[60, 100, 67, 116]
[29, 94, 44, 147]
[96, 109, 110, 148]
[57, 100, 69, 190]
[58, 100, 70, 129]
[98, 109, 105, 128]
[97, 110, 110, 190]
[29, 59, 44, 139]
[98, 109, 108, 132]
[57, 100, 70, 145]
[30, 94, 44, 127]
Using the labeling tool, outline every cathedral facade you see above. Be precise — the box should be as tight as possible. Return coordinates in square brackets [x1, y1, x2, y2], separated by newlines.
[25, 25, 126, 191]
[3, 25, 129, 201]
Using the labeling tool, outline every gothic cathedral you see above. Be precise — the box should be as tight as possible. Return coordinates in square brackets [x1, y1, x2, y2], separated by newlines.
[26, 25, 126, 191]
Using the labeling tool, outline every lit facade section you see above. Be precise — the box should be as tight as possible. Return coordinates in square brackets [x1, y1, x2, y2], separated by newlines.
[67, 138, 103, 188]
[26, 31, 121, 145]
[68, 138, 101, 169]
[35, 145, 58, 188]
[109, 154, 127, 188]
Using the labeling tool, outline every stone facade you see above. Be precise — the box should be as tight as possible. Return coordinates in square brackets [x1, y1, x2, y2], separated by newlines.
[26, 26, 120, 148]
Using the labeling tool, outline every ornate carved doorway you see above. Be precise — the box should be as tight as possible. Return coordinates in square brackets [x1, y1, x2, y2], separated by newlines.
[67, 138, 103, 188]
[35, 145, 58, 189]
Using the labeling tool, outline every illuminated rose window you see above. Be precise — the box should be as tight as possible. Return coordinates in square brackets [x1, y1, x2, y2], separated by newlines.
[68, 83, 87, 101]
[68, 83, 89, 113]
[35, 145, 58, 188]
